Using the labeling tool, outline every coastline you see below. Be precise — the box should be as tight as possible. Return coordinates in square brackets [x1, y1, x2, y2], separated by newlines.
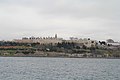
[0, 51, 120, 59]
[0, 55, 120, 59]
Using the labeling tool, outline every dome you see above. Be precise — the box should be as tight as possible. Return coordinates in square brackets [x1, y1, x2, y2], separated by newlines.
[106, 39, 114, 43]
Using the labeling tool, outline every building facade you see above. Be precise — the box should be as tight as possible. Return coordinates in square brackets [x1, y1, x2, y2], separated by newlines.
[13, 34, 63, 45]
[65, 37, 97, 48]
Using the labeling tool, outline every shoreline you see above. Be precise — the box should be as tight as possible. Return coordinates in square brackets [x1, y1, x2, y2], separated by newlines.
[1, 51, 120, 59]
[0, 56, 120, 59]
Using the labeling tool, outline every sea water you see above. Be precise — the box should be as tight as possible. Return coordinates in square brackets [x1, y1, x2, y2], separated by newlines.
[0, 57, 120, 80]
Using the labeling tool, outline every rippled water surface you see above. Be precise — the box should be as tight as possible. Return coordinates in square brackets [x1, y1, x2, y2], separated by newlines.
[0, 57, 120, 80]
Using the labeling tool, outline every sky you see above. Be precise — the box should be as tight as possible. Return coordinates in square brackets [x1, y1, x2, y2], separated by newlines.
[0, 0, 120, 41]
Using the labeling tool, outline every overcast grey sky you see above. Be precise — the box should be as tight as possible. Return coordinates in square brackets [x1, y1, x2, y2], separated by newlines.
[0, 0, 120, 41]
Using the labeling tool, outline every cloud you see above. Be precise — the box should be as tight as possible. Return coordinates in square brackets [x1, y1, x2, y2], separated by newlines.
[0, 0, 120, 41]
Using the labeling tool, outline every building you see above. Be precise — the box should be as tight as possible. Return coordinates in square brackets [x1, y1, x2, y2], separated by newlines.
[13, 34, 63, 45]
[106, 39, 120, 47]
[65, 37, 97, 48]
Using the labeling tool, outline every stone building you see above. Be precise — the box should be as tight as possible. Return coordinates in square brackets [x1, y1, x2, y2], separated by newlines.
[65, 37, 97, 48]
[13, 35, 97, 47]
[13, 34, 63, 45]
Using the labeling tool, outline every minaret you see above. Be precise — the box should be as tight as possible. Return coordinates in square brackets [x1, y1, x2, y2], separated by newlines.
[55, 34, 57, 38]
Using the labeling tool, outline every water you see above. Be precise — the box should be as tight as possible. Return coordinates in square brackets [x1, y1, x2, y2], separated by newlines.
[0, 57, 120, 80]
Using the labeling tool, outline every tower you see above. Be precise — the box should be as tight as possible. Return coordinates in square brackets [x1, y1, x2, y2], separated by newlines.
[55, 34, 57, 38]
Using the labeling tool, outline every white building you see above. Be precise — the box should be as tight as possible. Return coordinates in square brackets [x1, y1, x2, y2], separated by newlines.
[106, 39, 120, 46]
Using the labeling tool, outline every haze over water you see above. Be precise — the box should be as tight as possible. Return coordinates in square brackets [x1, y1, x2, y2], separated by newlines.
[0, 57, 120, 80]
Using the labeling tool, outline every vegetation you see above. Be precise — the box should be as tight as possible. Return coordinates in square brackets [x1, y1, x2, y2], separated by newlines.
[0, 41, 120, 58]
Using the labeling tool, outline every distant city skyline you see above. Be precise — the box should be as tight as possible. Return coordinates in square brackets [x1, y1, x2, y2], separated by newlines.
[0, 0, 120, 41]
